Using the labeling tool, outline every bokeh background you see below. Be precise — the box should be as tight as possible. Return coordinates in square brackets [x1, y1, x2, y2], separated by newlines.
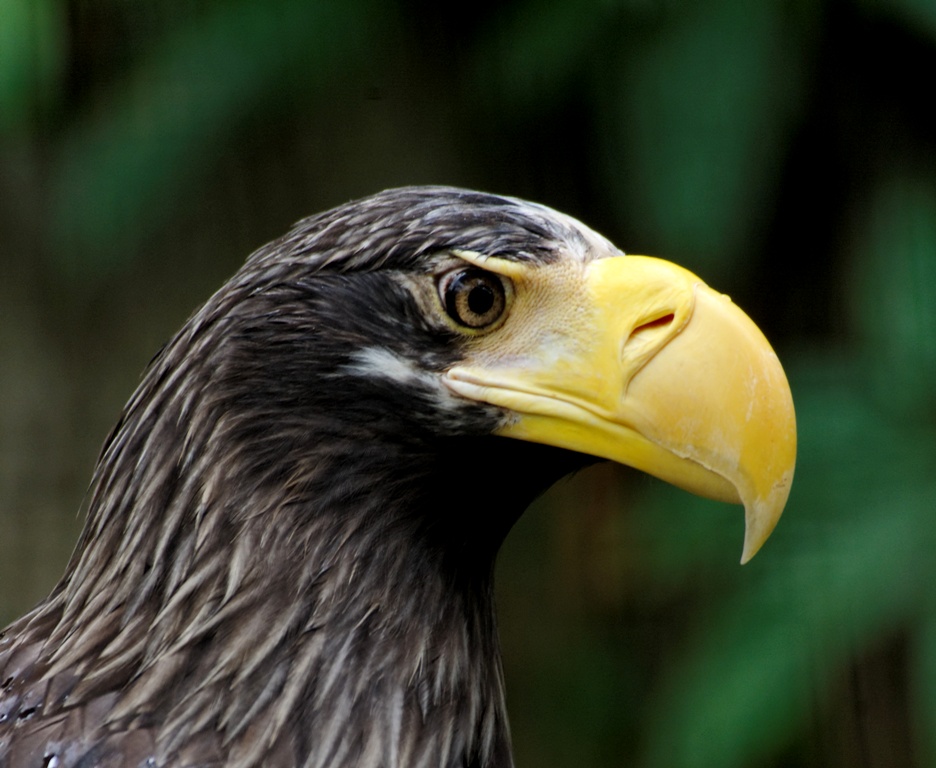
[2, 0, 935, 766]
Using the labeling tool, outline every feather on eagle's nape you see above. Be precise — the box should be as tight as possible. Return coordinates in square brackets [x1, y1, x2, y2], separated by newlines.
[0, 186, 796, 768]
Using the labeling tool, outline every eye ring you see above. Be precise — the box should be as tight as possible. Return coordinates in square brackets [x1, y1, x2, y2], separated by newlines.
[439, 268, 510, 330]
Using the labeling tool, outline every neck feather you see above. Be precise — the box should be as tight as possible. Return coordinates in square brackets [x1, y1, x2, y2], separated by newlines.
[15, 390, 521, 768]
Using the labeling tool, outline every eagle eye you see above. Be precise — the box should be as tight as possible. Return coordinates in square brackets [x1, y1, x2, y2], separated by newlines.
[440, 268, 509, 330]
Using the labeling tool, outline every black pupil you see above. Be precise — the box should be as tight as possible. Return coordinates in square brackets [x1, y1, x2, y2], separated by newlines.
[467, 282, 495, 316]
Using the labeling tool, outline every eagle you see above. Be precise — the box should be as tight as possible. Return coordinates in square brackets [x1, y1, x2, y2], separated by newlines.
[0, 187, 795, 768]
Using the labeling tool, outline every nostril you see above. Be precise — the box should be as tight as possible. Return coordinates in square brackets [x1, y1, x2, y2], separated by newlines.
[623, 313, 677, 365]
[632, 313, 675, 336]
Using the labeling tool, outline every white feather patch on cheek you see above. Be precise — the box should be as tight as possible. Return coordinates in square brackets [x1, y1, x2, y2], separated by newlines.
[343, 347, 434, 386]
[342, 347, 465, 415]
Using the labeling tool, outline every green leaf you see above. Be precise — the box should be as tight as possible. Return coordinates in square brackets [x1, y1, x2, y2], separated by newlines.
[0, 0, 64, 133]
[599, 0, 811, 280]
[475, 0, 618, 113]
[851, 174, 936, 419]
[47, 0, 379, 276]
[640, 493, 933, 768]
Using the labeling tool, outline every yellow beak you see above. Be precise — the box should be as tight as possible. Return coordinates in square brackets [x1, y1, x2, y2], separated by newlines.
[444, 255, 796, 563]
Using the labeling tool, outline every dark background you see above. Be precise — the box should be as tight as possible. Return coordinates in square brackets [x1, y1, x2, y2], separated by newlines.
[2, 1, 935, 766]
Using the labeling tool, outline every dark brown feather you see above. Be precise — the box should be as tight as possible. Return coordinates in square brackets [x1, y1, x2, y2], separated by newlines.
[0, 187, 600, 768]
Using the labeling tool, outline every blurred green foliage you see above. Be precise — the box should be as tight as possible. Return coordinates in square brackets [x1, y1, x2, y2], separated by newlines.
[0, 0, 64, 134]
[2, 1, 935, 766]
